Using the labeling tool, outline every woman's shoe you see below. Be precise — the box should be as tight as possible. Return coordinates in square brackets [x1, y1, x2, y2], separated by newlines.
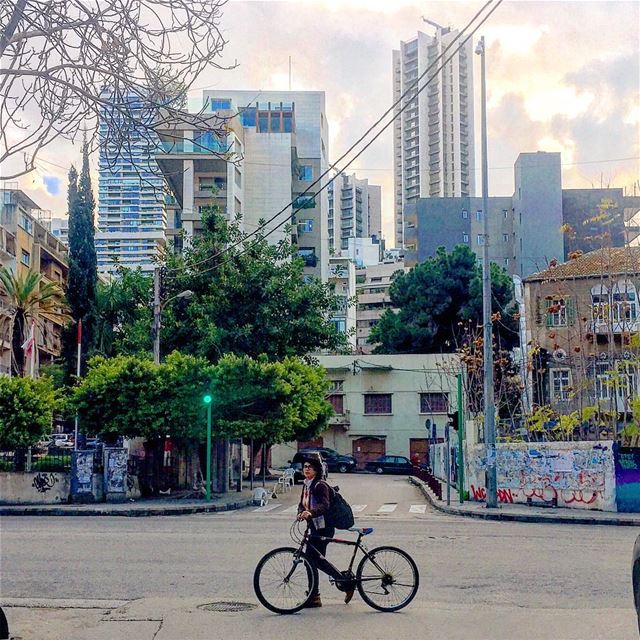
[344, 589, 355, 604]
[305, 594, 322, 608]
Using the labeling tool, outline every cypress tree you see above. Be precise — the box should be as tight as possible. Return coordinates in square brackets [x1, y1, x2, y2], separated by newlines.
[64, 139, 97, 375]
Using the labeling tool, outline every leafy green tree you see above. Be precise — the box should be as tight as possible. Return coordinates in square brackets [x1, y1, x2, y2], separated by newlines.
[64, 141, 98, 374]
[0, 267, 71, 376]
[92, 268, 153, 358]
[370, 245, 518, 354]
[160, 209, 346, 361]
[0, 376, 57, 449]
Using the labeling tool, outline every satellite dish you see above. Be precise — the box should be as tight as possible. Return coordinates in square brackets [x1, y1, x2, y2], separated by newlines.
[552, 348, 567, 362]
[623, 351, 633, 360]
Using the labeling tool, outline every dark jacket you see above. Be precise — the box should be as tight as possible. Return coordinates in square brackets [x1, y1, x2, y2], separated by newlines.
[298, 478, 331, 519]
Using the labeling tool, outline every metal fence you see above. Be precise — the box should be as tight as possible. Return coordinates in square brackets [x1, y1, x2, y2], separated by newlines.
[0, 448, 80, 473]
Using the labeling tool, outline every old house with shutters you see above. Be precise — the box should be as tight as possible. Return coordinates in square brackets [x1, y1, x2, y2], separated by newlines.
[523, 247, 640, 430]
[270, 353, 461, 470]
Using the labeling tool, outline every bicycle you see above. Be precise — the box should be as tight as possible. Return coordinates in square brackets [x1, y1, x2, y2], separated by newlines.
[253, 520, 419, 614]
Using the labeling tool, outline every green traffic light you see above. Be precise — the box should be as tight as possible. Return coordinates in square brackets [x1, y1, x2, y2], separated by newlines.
[203, 394, 212, 405]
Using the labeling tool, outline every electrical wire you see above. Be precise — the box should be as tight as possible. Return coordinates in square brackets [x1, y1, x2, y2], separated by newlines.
[181, 0, 504, 277]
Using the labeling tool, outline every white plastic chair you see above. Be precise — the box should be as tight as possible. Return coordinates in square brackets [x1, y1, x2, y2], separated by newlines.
[277, 468, 295, 493]
[253, 487, 269, 506]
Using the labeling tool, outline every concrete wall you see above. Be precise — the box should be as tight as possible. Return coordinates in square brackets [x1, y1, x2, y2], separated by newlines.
[465, 441, 616, 511]
[0, 471, 71, 504]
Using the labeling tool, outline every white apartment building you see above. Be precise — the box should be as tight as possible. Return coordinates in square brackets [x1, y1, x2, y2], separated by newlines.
[328, 256, 357, 351]
[96, 93, 166, 275]
[392, 24, 475, 248]
[50, 217, 69, 246]
[356, 260, 406, 353]
[344, 237, 381, 268]
[157, 91, 330, 281]
[328, 172, 382, 253]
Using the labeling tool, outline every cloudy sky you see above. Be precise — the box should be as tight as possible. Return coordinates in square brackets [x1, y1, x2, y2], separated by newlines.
[11, 0, 640, 243]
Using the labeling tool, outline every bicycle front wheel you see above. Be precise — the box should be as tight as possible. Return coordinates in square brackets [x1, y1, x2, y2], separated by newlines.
[356, 545, 419, 612]
[253, 547, 317, 614]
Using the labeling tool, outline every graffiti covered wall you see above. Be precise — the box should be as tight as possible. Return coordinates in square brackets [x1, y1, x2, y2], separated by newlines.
[614, 446, 640, 512]
[0, 471, 71, 504]
[466, 441, 616, 512]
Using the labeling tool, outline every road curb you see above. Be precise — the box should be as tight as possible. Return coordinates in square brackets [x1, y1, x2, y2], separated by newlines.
[0, 498, 254, 518]
[408, 476, 640, 527]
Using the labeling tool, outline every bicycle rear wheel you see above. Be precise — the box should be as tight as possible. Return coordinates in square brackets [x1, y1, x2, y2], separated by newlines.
[253, 547, 317, 614]
[356, 545, 419, 612]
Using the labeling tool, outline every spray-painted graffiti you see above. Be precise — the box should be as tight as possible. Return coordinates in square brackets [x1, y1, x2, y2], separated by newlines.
[466, 441, 616, 511]
[32, 472, 58, 493]
[470, 485, 516, 503]
[614, 445, 640, 512]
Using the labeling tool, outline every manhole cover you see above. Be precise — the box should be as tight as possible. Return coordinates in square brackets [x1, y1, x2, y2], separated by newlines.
[198, 601, 257, 613]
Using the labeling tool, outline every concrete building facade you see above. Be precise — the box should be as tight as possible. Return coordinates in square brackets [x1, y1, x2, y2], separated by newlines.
[328, 172, 382, 253]
[355, 260, 406, 354]
[0, 187, 68, 375]
[392, 25, 475, 248]
[328, 256, 357, 351]
[96, 93, 166, 275]
[271, 354, 460, 469]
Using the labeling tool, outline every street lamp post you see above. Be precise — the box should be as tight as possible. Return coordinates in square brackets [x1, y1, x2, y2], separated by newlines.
[152, 266, 193, 365]
[203, 392, 213, 501]
[476, 36, 498, 508]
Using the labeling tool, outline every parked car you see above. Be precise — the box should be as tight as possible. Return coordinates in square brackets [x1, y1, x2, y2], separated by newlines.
[298, 447, 357, 474]
[365, 455, 413, 475]
[289, 451, 329, 484]
[633, 533, 640, 632]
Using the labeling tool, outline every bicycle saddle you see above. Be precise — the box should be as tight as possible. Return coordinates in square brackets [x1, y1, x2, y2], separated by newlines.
[348, 527, 374, 535]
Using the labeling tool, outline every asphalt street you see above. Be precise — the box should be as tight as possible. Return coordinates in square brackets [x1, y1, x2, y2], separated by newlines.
[1, 474, 638, 639]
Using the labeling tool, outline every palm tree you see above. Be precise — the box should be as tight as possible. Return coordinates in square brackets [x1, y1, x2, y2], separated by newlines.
[0, 266, 71, 376]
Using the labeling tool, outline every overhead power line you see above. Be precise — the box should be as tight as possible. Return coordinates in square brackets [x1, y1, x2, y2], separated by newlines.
[176, 0, 502, 275]
[187, 0, 504, 277]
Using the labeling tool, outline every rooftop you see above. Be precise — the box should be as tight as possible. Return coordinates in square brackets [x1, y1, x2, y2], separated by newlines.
[525, 247, 640, 282]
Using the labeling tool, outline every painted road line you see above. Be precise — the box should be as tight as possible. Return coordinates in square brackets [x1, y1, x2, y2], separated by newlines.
[281, 505, 299, 514]
[253, 504, 281, 513]
[351, 505, 367, 513]
[409, 504, 427, 514]
[377, 503, 398, 513]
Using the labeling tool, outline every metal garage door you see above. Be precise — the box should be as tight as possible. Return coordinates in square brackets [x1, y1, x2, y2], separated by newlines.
[352, 437, 386, 470]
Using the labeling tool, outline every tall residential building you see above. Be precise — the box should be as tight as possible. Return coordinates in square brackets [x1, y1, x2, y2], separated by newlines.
[0, 187, 68, 375]
[327, 172, 382, 253]
[50, 217, 69, 246]
[96, 93, 166, 275]
[158, 90, 330, 281]
[328, 256, 357, 351]
[355, 260, 406, 354]
[392, 25, 475, 248]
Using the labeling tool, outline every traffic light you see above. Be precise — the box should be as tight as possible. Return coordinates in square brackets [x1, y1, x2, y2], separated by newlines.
[447, 411, 459, 431]
[203, 393, 212, 405]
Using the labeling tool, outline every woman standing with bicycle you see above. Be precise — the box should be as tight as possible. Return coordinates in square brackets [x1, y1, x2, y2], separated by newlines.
[297, 457, 353, 607]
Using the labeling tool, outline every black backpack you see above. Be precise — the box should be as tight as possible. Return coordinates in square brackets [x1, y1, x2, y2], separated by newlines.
[321, 482, 354, 530]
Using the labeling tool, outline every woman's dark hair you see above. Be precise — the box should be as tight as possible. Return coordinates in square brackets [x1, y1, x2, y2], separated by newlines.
[304, 457, 323, 477]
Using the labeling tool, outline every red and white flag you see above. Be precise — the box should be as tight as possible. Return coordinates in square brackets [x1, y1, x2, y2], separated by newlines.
[21, 321, 35, 358]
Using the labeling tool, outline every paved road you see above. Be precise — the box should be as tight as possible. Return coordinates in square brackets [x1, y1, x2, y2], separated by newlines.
[1, 474, 638, 639]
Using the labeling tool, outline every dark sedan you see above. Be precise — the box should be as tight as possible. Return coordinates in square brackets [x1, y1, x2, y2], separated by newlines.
[365, 455, 413, 475]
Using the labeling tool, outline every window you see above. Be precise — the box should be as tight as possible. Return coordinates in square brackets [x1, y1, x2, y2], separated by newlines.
[297, 219, 313, 233]
[591, 285, 609, 323]
[463, 232, 469, 243]
[504, 258, 509, 267]
[420, 392, 449, 413]
[596, 362, 610, 399]
[476, 210, 482, 221]
[612, 280, 637, 324]
[20, 249, 30, 266]
[329, 380, 344, 392]
[546, 297, 570, 327]
[503, 209, 509, 219]
[332, 318, 346, 333]
[299, 165, 313, 181]
[615, 364, 637, 405]
[293, 195, 316, 209]
[19, 214, 33, 234]
[297, 247, 317, 267]
[328, 394, 344, 415]
[210, 98, 231, 110]
[502, 234, 509, 243]
[364, 393, 392, 414]
[551, 369, 571, 401]
[234, 167, 242, 188]
[477, 234, 484, 246]
[462, 209, 468, 219]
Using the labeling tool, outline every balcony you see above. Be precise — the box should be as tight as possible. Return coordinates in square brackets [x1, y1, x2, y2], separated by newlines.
[328, 410, 350, 430]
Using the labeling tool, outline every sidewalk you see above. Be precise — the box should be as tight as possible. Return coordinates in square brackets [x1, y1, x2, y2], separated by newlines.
[409, 476, 640, 526]
[0, 489, 257, 517]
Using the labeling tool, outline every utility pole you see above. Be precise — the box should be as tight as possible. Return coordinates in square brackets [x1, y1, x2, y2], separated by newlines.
[204, 392, 212, 501]
[476, 36, 497, 508]
[153, 266, 161, 365]
[456, 372, 465, 504]
[74, 320, 82, 450]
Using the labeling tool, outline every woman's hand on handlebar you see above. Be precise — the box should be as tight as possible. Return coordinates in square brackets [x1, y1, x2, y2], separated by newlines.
[297, 510, 312, 521]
